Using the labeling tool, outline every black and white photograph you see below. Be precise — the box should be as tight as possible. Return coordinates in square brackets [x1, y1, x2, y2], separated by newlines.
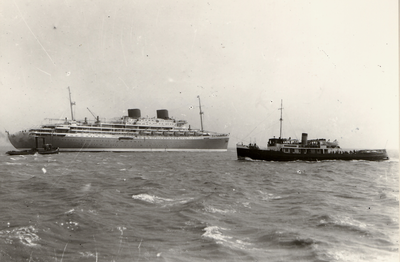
[0, 1, 398, 261]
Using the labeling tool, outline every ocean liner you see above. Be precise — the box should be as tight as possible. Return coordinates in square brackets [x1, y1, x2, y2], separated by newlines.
[236, 100, 388, 161]
[7, 89, 229, 152]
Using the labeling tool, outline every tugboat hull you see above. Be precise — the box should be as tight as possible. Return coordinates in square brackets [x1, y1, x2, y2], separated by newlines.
[6, 148, 59, 155]
[237, 145, 389, 161]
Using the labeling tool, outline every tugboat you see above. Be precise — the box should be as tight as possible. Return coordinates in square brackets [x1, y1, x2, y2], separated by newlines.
[6, 137, 59, 156]
[236, 100, 389, 161]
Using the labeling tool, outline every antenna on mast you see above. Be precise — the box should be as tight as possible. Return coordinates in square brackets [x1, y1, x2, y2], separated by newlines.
[278, 99, 283, 138]
[197, 95, 204, 132]
[68, 87, 76, 120]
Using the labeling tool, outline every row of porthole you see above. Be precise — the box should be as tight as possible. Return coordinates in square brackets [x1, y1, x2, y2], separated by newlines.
[55, 138, 202, 145]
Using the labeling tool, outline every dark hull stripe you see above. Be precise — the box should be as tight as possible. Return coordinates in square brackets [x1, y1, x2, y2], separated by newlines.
[236, 147, 389, 161]
[8, 133, 229, 151]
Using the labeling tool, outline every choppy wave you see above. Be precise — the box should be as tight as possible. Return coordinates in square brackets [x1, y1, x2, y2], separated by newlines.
[321, 247, 399, 262]
[0, 226, 40, 247]
[132, 193, 193, 206]
[202, 225, 251, 250]
[257, 190, 282, 201]
[317, 214, 368, 232]
[0, 149, 397, 261]
[204, 205, 236, 214]
[132, 193, 174, 203]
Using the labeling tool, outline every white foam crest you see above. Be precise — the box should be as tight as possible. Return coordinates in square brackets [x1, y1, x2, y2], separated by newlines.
[202, 226, 251, 250]
[5, 161, 23, 165]
[205, 205, 236, 214]
[131, 193, 193, 206]
[0, 226, 40, 246]
[333, 216, 367, 229]
[202, 226, 232, 243]
[162, 197, 194, 207]
[325, 248, 398, 262]
[258, 190, 282, 201]
[65, 208, 75, 214]
[81, 183, 91, 192]
[242, 202, 251, 208]
[88, 209, 98, 215]
[132, 194, 173, 204]
[79, 251, 96, 258]
[9, 155, 28, 161]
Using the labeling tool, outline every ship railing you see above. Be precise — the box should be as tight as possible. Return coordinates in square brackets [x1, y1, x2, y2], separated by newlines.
[56, 122, 229, 136]
[30, 130, 54, 135]
[327, 149, 386, 154]
[357, 149, 387, 154]
[33, 124, 229, 138]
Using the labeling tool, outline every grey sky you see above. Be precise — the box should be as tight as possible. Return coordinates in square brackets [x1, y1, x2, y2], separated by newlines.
[1, 0, 398, 149]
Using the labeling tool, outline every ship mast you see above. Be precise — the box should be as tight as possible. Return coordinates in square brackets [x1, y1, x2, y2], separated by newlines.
[68, 86, 76, 120]
[278, 99, 283, 138]
[197, 95, 204, 132]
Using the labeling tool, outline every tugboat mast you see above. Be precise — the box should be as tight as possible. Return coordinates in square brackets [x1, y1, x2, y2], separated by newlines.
[197, 95, 204, 132]
[279, 99, 283, 138]
[68, 86, 76, 121]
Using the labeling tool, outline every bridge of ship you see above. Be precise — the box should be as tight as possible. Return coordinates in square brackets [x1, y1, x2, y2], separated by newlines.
[267, 137, 341, 154]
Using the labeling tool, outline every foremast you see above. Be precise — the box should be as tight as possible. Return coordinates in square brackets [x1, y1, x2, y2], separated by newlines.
[68, 86, 76, 121]
[279, 99, 283, 139]
[197, 95, 204, 132]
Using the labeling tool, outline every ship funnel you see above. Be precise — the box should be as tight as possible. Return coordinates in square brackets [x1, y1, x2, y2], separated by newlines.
[301, 133, 308, 146]
[157, 109, 169, 119]
[128, 109, 141, 119]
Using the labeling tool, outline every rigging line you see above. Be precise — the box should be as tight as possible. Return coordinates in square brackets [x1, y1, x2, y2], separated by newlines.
[270, 118, 282, 136]
[240, 120, 266, 142]
[240, 111, 274, 141]
[282, 109, 298, 140]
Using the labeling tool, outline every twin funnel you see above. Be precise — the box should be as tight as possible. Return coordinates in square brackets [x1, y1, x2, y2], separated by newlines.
[128, 109, 170, 119]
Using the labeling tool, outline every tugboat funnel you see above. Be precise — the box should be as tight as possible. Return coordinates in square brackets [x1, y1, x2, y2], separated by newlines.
[301, 133, 308, 146]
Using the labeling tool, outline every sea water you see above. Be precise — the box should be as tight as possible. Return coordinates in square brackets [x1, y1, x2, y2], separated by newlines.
[0, 148, 398, 262]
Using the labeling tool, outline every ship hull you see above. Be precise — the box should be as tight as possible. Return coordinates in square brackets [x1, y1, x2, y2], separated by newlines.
[8, 132, 229, 152]
[236, 145, 389, 161]
[6, 148, 59, 155]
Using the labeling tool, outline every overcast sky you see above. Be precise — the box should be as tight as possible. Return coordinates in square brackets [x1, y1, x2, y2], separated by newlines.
[0, 0, 398, 149]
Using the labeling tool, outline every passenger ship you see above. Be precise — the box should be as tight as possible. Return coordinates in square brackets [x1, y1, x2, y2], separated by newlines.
[236, 101, 388, 161]
[7, 89, 229, 152]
